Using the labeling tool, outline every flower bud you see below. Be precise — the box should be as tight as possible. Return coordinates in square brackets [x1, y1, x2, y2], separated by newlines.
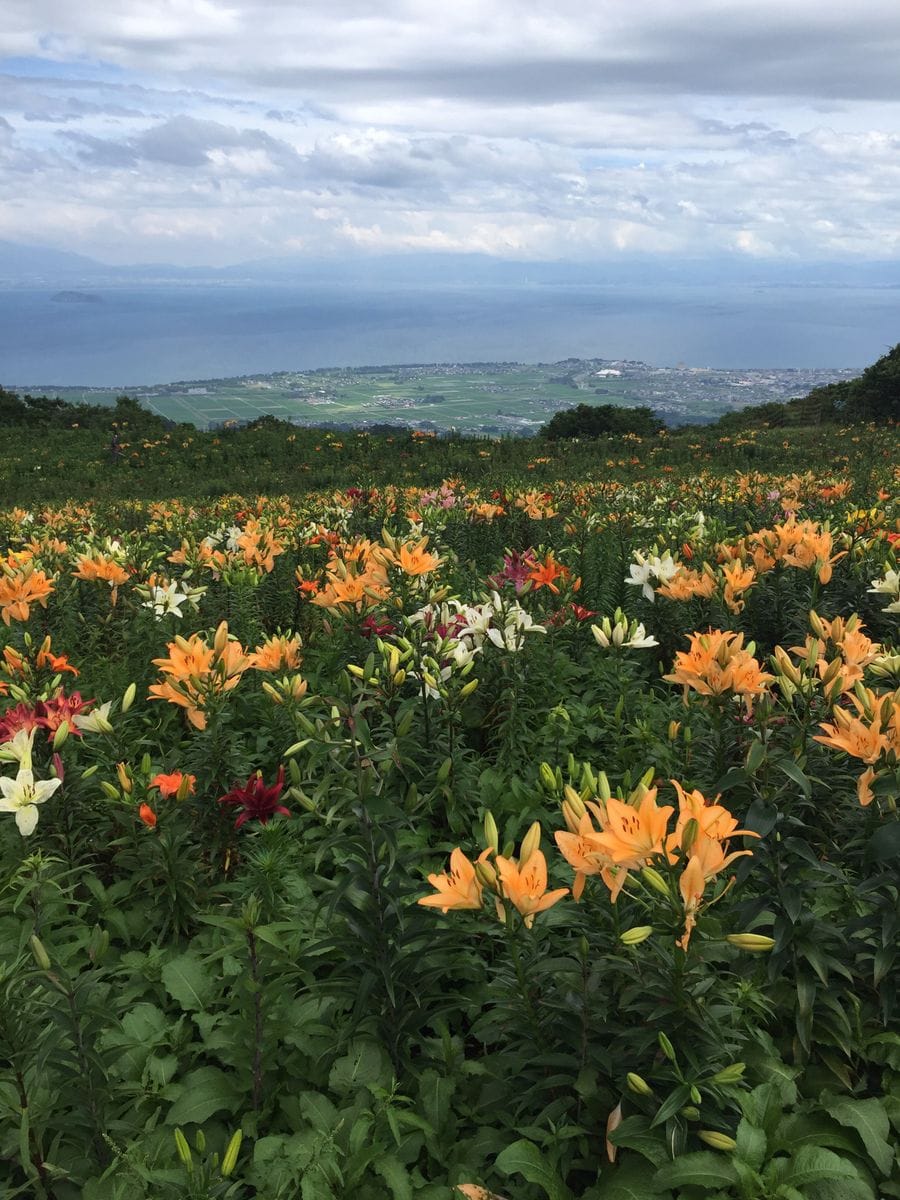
[173, 1128, 193, 1171]
[52, 721, 69, 750]
[681, 1106, 701, 1119]
[626, 1072, 654, 1097]
[213, 620, 229, 657]
[121, 682, 137, 714]
[641, 866, 670, 897]
[100, 780, 120, 800]
[519, 821, 542, 866]
[30, 934, 51, 971]
[459, 679, 478, 698]
[726, 933, 775, 952]
[175, 773, 194, 803]
[808, 610, 826, 638]
[436, 757, 452, 784]
[484, 811, 499, 854]
[680, 817, 699, 856]
[658, 1032, 677, 1062]
[698, 1131, 737, 1152]
[116, 762, 132, 794]
[539, 762, 559, 793]
[690, 1084, 702, 1104]
[221, 1129, 243, 1178]
[475, 858, 498, 889]
[620, 925, 653, 946]
[709, 1063, 746, 1084]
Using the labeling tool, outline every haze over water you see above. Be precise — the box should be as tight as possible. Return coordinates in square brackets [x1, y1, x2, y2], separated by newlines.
[3, 282, 898, 390]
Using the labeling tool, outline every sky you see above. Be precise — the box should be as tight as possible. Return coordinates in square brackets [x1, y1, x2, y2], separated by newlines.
[1, 0, 900, 268]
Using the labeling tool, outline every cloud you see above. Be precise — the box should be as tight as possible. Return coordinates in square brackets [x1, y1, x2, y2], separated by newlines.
[0, 1, 899, 265]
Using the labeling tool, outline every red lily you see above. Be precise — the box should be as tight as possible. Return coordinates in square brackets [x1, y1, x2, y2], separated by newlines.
[218, 766, 289, 829]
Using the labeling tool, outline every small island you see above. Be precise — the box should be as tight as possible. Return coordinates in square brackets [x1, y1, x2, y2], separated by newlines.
[50, 290, 103, 304]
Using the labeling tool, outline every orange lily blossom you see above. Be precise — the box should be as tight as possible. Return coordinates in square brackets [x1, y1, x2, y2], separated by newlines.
[150, 771, 197, 799]
[554, 812, 631, 902]
[494, 848, 568, 928]
[528, 552, 569, 594]
[418, 847, 490, 913]
[589, 791, 674, 868]
[813, 709, 890, 764]
[0, 565, 55, 625]
[667, 780, 759, 860]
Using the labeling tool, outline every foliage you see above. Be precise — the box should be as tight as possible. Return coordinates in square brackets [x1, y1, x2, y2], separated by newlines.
[0, 436, 898, 1198]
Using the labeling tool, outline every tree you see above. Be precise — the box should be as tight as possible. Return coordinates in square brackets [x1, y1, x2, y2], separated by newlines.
[541, 403, 663, 439]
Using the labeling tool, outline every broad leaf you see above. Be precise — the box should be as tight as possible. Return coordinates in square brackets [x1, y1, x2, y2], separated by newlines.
[495, 1138, 573, 1200]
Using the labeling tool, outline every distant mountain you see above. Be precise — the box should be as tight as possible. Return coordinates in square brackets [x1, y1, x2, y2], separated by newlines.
[1, 238, 898, 290]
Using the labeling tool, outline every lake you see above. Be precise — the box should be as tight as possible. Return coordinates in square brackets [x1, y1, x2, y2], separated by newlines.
[1, 281, 898, 388]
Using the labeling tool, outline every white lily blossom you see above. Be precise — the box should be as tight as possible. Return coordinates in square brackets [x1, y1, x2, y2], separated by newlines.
[625, 551, 680, 602]
[0, 767, 62, 836]
[73, 701, 115, 735]
[868, 569, 900, 613]
[143, 582, 189, 619]
[0, 727, 36, 767]
[591, 610, 659, 650]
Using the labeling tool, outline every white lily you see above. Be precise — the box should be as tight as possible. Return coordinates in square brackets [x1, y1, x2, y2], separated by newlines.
[0, 727, 36, 768]
[73, 700, 115, 734]
[0, 767, 62, 836]
[143, 582, 189, 619]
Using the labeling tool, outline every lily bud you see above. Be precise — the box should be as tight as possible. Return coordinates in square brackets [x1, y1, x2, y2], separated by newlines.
[680, 817, 699, 856]
[726, 933, 775, 952]
[808, 610, 826, 639]
[173, 1128, 193, 1171]
[518, 821, 542, 866]
[116, 762, 132, 794]
[213, 620, 229, 657]
[175, 774, 193, 803]
[658, 1032, 677, 1062]
[539, 762, 558, 793]
[698, 1131, 737, 1152]
[221, 1129, 243, 1178]
[641, 866, 670, 897]
[436, 757, 452, 783]
[30, 934, 51, 971]
[475, 858, 498, 889]
[121, 682, 137, 713]
[709, 1062, 746, 1084]
[459, 679, 478, 698]
[626, 1072, 654, 1097]
[620, 925, 654, 946]
[100, 780, 120, 800]
[484, 811, 499, 853]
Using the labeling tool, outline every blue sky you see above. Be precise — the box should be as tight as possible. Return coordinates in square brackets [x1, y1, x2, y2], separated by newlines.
[2, 0, 899, 267]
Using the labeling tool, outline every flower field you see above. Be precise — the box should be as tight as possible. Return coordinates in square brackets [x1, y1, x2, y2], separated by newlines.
[1, 443, 898, 1199]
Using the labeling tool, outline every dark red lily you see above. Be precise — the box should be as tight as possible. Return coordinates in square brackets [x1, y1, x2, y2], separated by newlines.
[218, 766, 289, 829]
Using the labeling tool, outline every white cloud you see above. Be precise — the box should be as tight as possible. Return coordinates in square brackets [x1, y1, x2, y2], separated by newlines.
[1, 1, 899, 265]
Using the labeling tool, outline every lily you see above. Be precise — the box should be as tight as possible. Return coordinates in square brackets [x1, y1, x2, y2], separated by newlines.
[0, 766, 62, 835]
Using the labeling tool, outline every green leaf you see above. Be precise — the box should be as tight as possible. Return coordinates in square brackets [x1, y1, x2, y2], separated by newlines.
[735, 1119, 766, 1170]
[164, 1066, 239, 1125]
[593, 1159, 668, 1198]
[804, 1180, 876, 1200]
[781, 1145, 859, 1189]
[822, 1096, 894, 1177]
[328, 1039, 391, 1096]
[652, 1151, 739, 1190]
[161, 952, 215, 1012]
[372, 1155, 413, 1200]
[608, 1116, 669, 1167]
[772, 756, 811, 797]
[419, 1068, 455, 1139]
[495, 1138, 574, 1200]
[772, 1114, 859, 1157]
